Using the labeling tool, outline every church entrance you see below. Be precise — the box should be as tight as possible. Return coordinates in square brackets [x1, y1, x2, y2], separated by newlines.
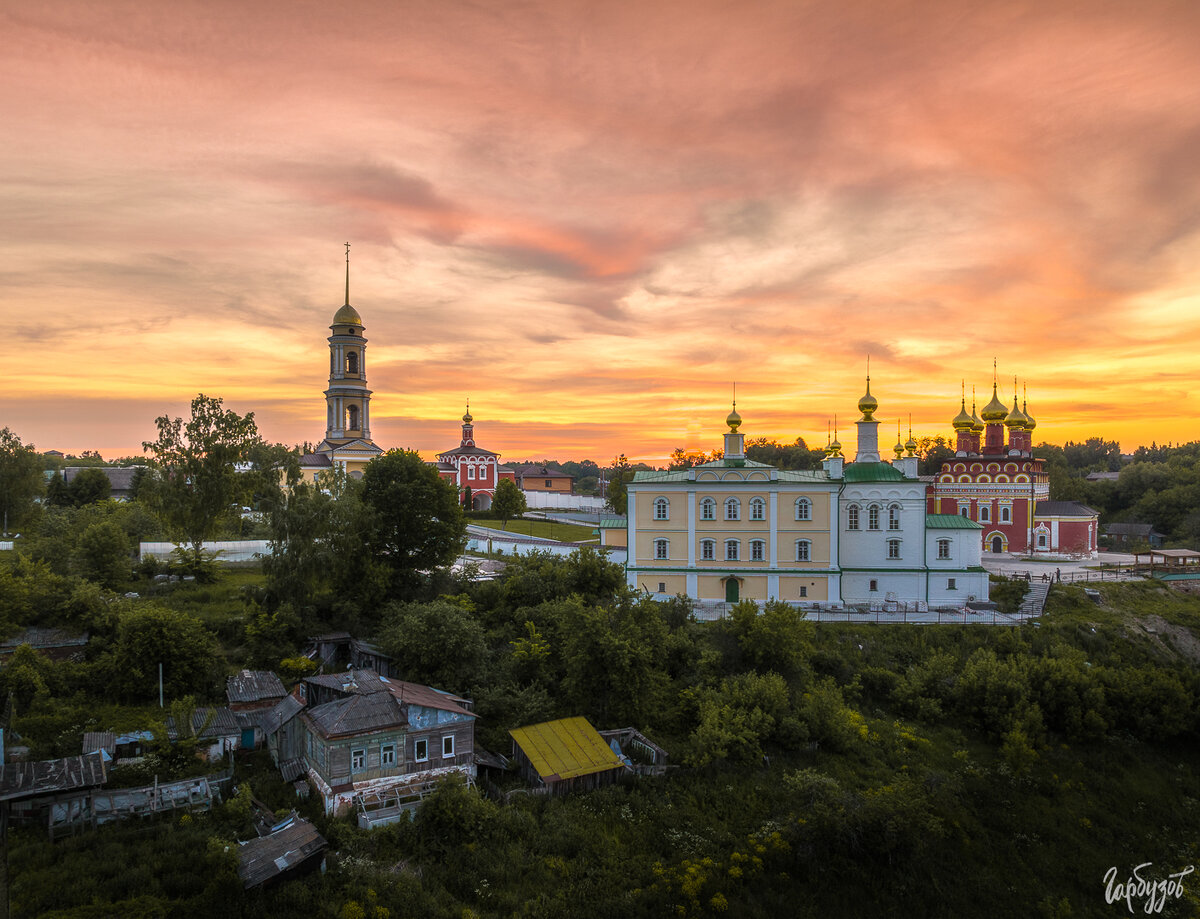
[724, 578, 739, 603]
[991, 535, 1004, 553]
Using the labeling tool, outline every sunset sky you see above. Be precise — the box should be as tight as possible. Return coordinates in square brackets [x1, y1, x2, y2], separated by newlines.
[2, 0, 1199, 465]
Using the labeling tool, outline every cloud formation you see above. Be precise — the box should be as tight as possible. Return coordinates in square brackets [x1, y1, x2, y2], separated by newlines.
[1, 0, 1198, 462]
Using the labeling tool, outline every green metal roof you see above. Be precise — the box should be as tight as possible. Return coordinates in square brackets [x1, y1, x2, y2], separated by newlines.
[598, 516, 627, 529]
[926, 514, 984, 529]
[841, 462, 906, 483]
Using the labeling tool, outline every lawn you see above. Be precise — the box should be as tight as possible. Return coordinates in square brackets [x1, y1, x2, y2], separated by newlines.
[468, 517, 598, 542]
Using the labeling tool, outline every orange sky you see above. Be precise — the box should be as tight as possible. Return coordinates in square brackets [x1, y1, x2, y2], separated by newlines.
[2, 0, 1199, 465]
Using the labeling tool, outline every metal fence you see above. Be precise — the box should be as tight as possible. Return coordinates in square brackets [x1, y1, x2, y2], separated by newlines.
[691, 601, 1031, 626]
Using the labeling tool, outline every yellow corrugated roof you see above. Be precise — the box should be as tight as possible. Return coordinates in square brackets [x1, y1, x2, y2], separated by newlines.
[509, 716, 622, 781]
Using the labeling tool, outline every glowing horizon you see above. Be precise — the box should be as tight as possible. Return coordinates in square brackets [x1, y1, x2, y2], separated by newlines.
[2, 1, 1198, 466]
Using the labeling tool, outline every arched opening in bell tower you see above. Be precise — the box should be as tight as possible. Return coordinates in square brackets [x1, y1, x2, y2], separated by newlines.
[346, 404, 360, 431]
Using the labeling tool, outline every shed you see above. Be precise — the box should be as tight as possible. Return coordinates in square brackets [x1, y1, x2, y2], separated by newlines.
[236, 815, 327, 888]
[509, 716, 624, 794]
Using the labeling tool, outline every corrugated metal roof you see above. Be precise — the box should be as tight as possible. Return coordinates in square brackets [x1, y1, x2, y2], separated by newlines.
[0, 752, 107, 802]
[226, 670, 287, 705]
[304, 670, 475, 718]
[509, 716, 622, 782]
[302, 691, 407, 738]
[926, 514, 984, 529]
[842, 462, 906, 483]
[598, 516, 627, 529]
[1036, 500, 1098, 517]
[237, 817, 326, 888]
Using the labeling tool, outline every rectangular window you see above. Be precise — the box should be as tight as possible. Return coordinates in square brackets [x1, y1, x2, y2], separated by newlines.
[750, 500, 764, 521]
[381, 743, 396, 767]
[888, 507, 900, 530]
[1001, 506, 1011, 523]
[654, 539, 669, 560]
[467, 465, 475, 480]
[937, 539, 951, 560]
[545, 479, 552, 488]
[725, 541, 739, 561]
[869, 579, 878, 592]
[443, 735, 455, 759]
[658, 582, 666, 593]
[351, 748, 366, 771]
[701, 500, 715, 520]
[847, 506, 859, 530]
[948, 578, 957, 590]
[796, 541, 810, 562]
[701, 541, 714, 560]
[799, 585, 807, 598]
[751, 541, 764, 561]
[887, 539, 901, 560]
[868, 506, 880, 530]
[415, 739, 428, 762]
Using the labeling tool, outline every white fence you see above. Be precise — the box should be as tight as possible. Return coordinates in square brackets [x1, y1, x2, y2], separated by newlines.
[139, 540, 270, 563]
[521, 491, 607, 512]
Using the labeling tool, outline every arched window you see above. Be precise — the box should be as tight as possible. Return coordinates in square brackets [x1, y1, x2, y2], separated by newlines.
[700, 498, 716, 520]
[654, 539, 669, 560]
[724, 539, 740, 561]
[795, 497, 811, 521]
[868, 505, 880, 530]
[724, 497, 740, 521]
[750, 539, 765, 561]
[701, 539, 715, 561]
[937, 539, 951, 560]
[847, 505, 860, 530]
[1000, 505, 1011, 523]
[750, 497, 765, 521]
[887, 539, 901, 560]
[346, 404, 359, 430]
[888, 504, 901, 530]
[795, 539, 811, 562]
[979, 505, 990, 523]
[653, 497, 670, 521]
[346, 351, 359, 374]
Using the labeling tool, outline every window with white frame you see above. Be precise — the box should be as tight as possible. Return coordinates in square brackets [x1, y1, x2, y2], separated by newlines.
[795, 497, 811, 521]
[443, 735, 455, 758]
[701, 497, 716, 520]
[887, 539, 901, 559]
[654, 497, 670, 520]
[1038, 532, 1047, 548]
[888, 504, 901, 530]
[847, 505, 860, 530]
[750, 540, 765, 561]
[654, 538, 669, 560]
[725, 539, 739, 561]
[795, 539, 811, 562]
[724, 497, 740, 521]
[701, 539, 715, 560]
[979, 505, 990, 523]
[381, 743, 396, 767]
[960, 506, 970, 518]
[937, 539, 951, 560]
[1000, 505, 1011, 523]
[415, 739, 428, 762]
[868, 505, 881, 530]
[351, 748, 366, 770]
[750, 497, 765, 521]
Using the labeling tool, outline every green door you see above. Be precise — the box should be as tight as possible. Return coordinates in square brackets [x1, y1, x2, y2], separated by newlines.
[725, 578, 739, 602]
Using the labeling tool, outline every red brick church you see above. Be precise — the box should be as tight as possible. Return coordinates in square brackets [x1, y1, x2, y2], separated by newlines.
[435, 405, 515, 510]
[926, 376, 1098, 559]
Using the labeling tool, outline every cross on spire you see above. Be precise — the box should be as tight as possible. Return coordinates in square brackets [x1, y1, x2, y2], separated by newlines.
[344, 241, 351, 306]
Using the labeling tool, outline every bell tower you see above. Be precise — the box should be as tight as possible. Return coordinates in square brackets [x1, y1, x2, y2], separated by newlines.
[323, 243, 374, 445]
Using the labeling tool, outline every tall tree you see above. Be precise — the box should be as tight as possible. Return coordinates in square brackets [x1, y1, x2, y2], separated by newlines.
[360, 449, 467, 593]
[492, 478, 527, 529]
[0, 427, 44, 535]
[140, 394, 263, 571]
[606, 454, 634, 515]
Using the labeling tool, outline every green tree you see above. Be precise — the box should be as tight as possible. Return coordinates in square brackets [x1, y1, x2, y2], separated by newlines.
[65, 468, 112, 506]
[107, 604, 221, 702]
[75, 519, 132, 588]
[491, 478, 527, 529]
[606, 454, 633, 515]
[140, 394, 264, 572]
[0, 427, 44, 535]
[374, 597, 487, 693]
[360, 449, 466, 592]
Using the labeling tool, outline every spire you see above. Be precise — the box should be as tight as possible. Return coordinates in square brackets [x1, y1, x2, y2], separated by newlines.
[344, 241, 351, 306]
[722, 388, 745, 461]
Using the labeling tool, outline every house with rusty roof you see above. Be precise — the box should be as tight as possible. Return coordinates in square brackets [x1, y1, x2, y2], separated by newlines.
[237, 812, 327, 888]
[296, 669, 476, 817]
[509, 716, 625, 794]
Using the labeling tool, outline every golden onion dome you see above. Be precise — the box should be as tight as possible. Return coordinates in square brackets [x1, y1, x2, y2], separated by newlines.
[970, 403, 984, 433]
[952, 398, 974, 431]
[905, 434, 918, 455]
[980, 383, 1009, 422]
[463, 407, 473, 424]
[726, 403, 742, 432]
[858, 379, 878, 420]
[828, 437, 842, 456]
[1005, 402, 1028, 429]
[1023, 400, 1037, 431]
[893, 437, 904, 458]
[332, 303, 363, 327]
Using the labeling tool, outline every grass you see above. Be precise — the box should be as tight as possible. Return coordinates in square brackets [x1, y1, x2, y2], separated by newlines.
[468, 517, 598, 543]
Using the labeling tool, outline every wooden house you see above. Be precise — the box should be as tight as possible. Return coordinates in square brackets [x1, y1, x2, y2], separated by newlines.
[509, 716, 625, 794]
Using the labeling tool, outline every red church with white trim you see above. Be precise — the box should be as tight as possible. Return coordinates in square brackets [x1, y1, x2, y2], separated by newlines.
[926, 377, 1098, 559]
[435, 405, 516, 510]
